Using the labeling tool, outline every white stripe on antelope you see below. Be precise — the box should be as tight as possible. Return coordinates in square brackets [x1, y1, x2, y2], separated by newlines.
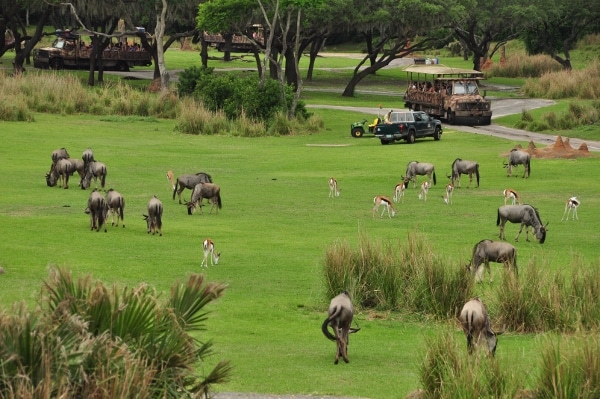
[201, 238, 220, 267]
[497, 204, 547, 243]
[459, 297, 500, 356]
[562, 196, 580, 221]
[172, 172, 212, 204]
[187, 182, 222, 215]
[443, 182, 454, 204]
[322, 291, 360, 364]
[328, 177, 340, 198]
[373, 195, 396, 218]
[405, 161, 436, 188]
[105, 189, 125, 228]
[503, 188, 521, 205]
[504, 149, 531, 178]
[418, 181, 431, 201]
[143, 195, 163, 236]
[449, 158, 480, 188]
[393, 178, 410, 203]
[85, 189, 108, 232]
[468, 239, 517, 282]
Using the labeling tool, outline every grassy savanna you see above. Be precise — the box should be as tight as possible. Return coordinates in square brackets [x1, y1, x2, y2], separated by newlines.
[1, 103, 599, 397]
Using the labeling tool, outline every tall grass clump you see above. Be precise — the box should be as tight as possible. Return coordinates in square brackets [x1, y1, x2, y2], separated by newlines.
[175, 98, 229, 135]
[0, 266, 231, 399]
[522, 61, 600, 99]
[535, 334, 600, 399]
[488, 52, 562, 78]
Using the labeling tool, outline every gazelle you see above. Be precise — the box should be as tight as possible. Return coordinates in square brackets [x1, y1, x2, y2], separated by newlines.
[201, 238, 221, 267]
[444, 182, 454, 204]
[562, 196, 580, 221]
[418, 181, 431, 202]
[503, 188, 521, 205]
[393, 178, 409, 203]
[328, 177, 341, 198]
[166, 170, 176, 190]
[373, 195, 396, 218]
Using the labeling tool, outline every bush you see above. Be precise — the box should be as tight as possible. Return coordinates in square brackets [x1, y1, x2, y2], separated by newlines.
[176, 65, 214, 97]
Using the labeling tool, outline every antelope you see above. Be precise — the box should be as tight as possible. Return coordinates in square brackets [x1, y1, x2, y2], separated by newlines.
[373, 195, 396, 218]
[166, 170, 176, 190]
[443, 182, 454, 204]
[562, 196, 580, 221]
[418, 181, 431, 201]
[201, 238, 221, 267]
[393, 178, 410, 203]
[503, 189, 521, 205]
[328, 178, 341, 198]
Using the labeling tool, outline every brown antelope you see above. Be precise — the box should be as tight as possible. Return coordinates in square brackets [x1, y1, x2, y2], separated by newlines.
[322, 291, 360, 364]
[393, 178, 409, 203]
[328, 177, 340, 198]
[503, 188, 521, 205]
[562, 196, 580, 221]
[418, 181, 431, 201]
[201, 238, 221, 267]
[443, 182, 454, 204]
[373, 195, 396, 218]
[459, 297, 501, 356]
[166, 170, 176, 190]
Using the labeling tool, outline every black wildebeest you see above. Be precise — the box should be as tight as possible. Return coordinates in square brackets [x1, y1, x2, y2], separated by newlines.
[143, 196, 163, 236]
[51, 147, 70, 163]
[186, 182, 222, 215]
[81, 161, 107, 190]
[459, 297, 500, 356]
[172, 172, 213, 204]
[448, 158, 479, 188]
[504, 149, 531, 178]
[497, 204, 547, 243]
[469, 239, 517, 282]
[105, 189, 125, 228]
[46, 159, 75, 189]
[405, 161, 436, 188]
[321, 291, 360, 364]
[85, 190, 108, 232]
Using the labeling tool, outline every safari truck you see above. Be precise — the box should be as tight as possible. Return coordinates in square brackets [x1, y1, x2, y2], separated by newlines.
[402, 65, 492, 125]
[33, 29, 152, 71]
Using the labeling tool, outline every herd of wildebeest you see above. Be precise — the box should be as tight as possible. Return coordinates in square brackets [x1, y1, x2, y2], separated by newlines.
[46, 145, 582, 364]
[322, 149, 582, 364]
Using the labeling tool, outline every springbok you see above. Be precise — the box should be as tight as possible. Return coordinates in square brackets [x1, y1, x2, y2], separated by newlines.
[328, 177, 341, 198]
[562, 196, 580, 221]
[143, 196, 163, 236]
[443, 182, 454, 204]
[201, 238, 221, 267]
[418, 181, 431, 201]
[373, 195, 396, 218]
[166, 170, 176, 190]
[459, 297, 500, 356]
[468, 239, 517, 282]
[449, 158, 480, 188]
[497, 204, 547, 243]
[503, 189, 521, 205]
[105, 189, 125, 228]
[85, 189, 108, 232]
[321, 291, 360, 364]
[393, 178, 410, 203]
[504, 149, 531, 178]
[187, 182, 222, 215]
[405, 161, 436, 188]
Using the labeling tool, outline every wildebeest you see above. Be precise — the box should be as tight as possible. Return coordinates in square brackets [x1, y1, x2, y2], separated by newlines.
[172, 172, 213, 204]
[469, 239, 517, 281]
[201, 238, 220, 267]
[562, 196, 580, 221]
[51, 147, 70, 163]
[321, 291, 360, 364]
[82, 148, 94, 167]
[497, 204, 547, 243]
[143, 196, 163, 236]
[405, 161, 436, 188]
[46, 158, 75, 189]
[186, 182, 222, 215]
[105, 189, 125, 227]
[64, 158, 85, 185]
[459, 297, 500, 356]
[81, 161, 107, 190]
[85, 189, 108, 232]
[449, 158, 479, 188]
[504, 149, 531, 178]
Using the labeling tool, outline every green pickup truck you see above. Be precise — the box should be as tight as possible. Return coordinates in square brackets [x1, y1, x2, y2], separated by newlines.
[374, 111, 442, 145]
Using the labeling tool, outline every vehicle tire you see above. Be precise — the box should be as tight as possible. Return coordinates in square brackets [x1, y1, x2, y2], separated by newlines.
[433, 126, 441, 141]
[407, 131, 416, 144]
[351, 127, 364, 138]
[49, 58, 63, 70]
[448, 111, 456, 125]
[116, 61, 130, 72]
[484, 116, 492, 125]
[380, 139, 390, 145]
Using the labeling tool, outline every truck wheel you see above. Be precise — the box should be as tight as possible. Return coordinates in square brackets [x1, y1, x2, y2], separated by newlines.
[351, 127, 364, 138]
[448, 111, 456, 125]
[433, 126, 441, 141]
[116, 61, 130, 72]
[407, 131, 416, 144]
[49, 58, 63, 70]
[380, 139, 390, 145]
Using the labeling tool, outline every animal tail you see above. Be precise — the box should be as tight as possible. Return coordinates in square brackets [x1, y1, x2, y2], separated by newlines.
[172, 180, 178, 200]
[217, 192, 222, 209]
[322, 317, 336, 341]
[475, 166, 480, 187]
[527, 158, 531, 177]
[119, 198, 125, 223]
[496, 209, 500, 226]
[513, 250, 518, 276]
[100, 168, 106, 189]
[432, 171, 437, 185]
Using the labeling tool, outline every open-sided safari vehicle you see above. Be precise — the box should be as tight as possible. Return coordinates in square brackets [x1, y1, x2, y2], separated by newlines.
[350, 117, 381, 138]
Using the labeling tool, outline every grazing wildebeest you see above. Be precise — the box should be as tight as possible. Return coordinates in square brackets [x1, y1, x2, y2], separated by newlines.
[143, 196, 163, 236]
[504, 149, 531, 178]
[86, 190, 108, 232]
[449, 158, 479, 188]
[201, 238, 221, 267]
[81, 161, 107, 190]
[373, 195, 396, 218]
[321, 291, 360, 364]
[82, 148, 94, 168]
[65, 158, 85, 185]
[469, 239, 517, 282]
[46, 159, 75, 189]
[328, 177, 340, 198]
[459, 297, 500, 356]
[503, 188, 521, 205]
[172, 172, 213, 204]
[51, 147, 70, 163]
[562, 196, 580, 221]
[405, 161, 436, 188]
[497, 204, 547, 243]
[105, 189, 125, 227]
[186, 182, 222, 215]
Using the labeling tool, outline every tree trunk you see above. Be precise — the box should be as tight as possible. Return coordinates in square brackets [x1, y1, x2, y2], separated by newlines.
[306, 37, 324, 81]
[12, 6, 51, 74]
[200, 39, 208, 68]
[155, 0, 170, 92]
[284, 46, 298, 91]
[222, 33, 233, 62]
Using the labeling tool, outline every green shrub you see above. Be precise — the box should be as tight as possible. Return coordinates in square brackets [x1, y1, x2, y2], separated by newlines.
[176, 65, 214, 97]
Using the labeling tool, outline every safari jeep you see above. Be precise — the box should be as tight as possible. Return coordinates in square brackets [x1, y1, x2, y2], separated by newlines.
[374, 111, 442, 145]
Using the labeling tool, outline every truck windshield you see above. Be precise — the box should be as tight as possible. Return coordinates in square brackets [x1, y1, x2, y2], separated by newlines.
[453, 81, 479, 95]
[53, 38, 65, 49]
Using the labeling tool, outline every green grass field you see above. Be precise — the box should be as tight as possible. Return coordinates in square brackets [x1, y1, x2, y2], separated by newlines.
[1, 104, 599, 397]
